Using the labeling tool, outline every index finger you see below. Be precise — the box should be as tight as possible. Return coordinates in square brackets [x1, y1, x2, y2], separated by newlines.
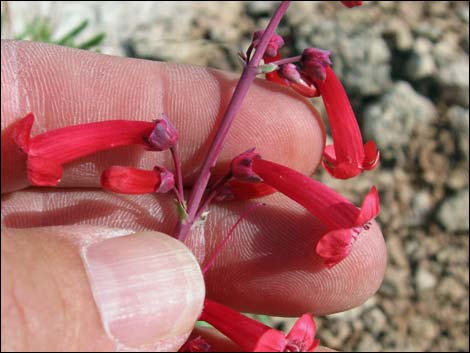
[1, 40, 325, 193]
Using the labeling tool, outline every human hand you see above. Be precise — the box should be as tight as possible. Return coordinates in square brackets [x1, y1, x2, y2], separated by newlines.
[1, 40, 387, 351]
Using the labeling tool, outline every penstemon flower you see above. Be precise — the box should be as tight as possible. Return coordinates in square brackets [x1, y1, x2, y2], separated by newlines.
[301, 50, 380, 179]
[13, 113, 168, 186]
[11, 1, 387, 351]
[200, 299, 319, 352]
[262, 46, 380, 180]
[231, 150, 380, 267]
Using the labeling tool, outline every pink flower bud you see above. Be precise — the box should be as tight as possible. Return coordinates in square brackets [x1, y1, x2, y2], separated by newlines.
[278, 63, 302, 83]
[252, 30, 285, 58]
[153, 166, 175, 193]
[301, 47, 332, 82]
[230, 149, 262, 181]
[147, 113, 178, 151]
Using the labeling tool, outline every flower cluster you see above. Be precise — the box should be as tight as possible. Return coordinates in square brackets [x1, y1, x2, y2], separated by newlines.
[12, 1, 383, 351]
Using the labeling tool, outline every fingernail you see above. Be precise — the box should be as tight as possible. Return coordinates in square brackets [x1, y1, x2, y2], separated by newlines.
[81, 231, 205, 351]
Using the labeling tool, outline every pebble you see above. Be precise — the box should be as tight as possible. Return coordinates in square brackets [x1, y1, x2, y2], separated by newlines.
[363, 81, 437, 152]
[447, 106, 470, 163]
[437, 277, 467, 303]
[363, 308, 387, 336]
[416, 267, 437, 292]
[438, 56, 470, 107]
[405, 38, 437, 80]
[437, 189, 470, 232]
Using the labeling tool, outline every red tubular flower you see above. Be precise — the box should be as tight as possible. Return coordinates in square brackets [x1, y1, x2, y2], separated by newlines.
[101, 166, 174, 194]
[341, 1, 363, 8]
[200, 299, 319, 352]
[13, 113, 159, 186]
[231, 152, 380, 267]
[301, 50, 380, 179]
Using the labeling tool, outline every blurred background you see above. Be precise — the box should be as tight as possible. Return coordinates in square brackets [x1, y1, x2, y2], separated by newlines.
[1, 1, 468, 351]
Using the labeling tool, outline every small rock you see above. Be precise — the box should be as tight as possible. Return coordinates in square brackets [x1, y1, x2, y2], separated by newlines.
[456, 4, 469, 23]
[447, 106, 470, 163]
[438, 56, 470, 107]
[437, 189, 470, 232]
[317, 320, 352, 349]
[405, 38, 437, 80]
[381, 267, 413, 298]
[409, 316, 440, 350]
[246, 1, 276, 17]
[413, 22, 443, 42]
[437, 277, 467, 303]
[407, 191, 434, 226]
[363, 308, 387, 335]
[384, 18, 414, 51]
[363, 81, 438, 152]
[387, 236, 409, 268]
[416, 267, 437, 292]
[356, 332, 383, 352]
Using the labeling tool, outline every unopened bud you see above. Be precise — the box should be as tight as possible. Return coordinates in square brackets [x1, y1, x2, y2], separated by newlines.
[252, 30, 285, 58]
[147, 114, 178, 151]
[301, 48, 332, 82]
[231, 148, 262, 182]
[278, 63, 302, 83]
[154, 166, 175, 193]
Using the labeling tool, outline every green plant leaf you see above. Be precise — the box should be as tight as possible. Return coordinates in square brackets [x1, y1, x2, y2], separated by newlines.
[77, 32, 105, 49]
[56, 19, 89, 45]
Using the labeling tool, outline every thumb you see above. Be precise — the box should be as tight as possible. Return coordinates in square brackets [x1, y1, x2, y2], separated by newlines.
[1, 226, 205, 351]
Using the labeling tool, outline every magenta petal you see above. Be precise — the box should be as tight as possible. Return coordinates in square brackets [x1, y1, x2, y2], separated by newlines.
[13, 112, 34, 153]
[27, 155, 63, 186]
[286, 314, 316, 351]
[355, 186, 380, 226]
[362, 141, 380, 170]
[254, 329, 287, 352]
[322, 159, 362, 179]
[316, 228, 353, 268]
[101, 166, 166, 195]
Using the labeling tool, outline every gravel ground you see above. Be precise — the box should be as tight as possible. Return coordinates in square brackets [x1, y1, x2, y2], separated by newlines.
[2, 1, 469, 351]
